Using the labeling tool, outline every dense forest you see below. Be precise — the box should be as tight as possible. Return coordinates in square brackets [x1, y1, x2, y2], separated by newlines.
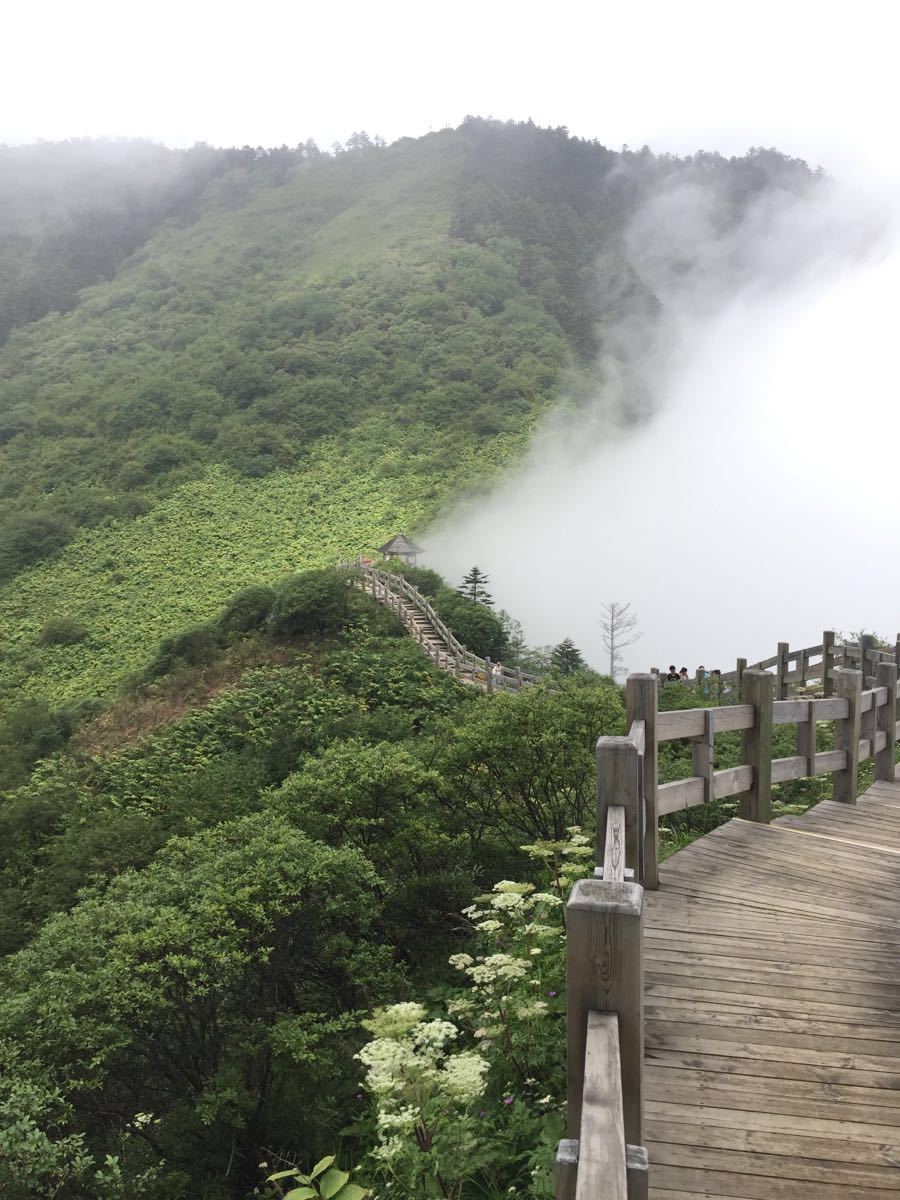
[0, 121, 823, 1198]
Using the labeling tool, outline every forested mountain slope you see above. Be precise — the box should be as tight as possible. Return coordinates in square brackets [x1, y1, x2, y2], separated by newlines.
[0, 121, 822, 1200]
[0, 121, 815, 712]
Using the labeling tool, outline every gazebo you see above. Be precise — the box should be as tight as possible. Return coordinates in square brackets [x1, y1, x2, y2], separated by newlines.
[377, 533, 425, 565]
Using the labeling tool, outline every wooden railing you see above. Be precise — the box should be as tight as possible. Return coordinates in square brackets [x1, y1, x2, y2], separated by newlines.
[557, 640, 899, 1199]
[557, 678, 651, 1200]
[341, 559, 540, 692]
[669, 630, 900, 700]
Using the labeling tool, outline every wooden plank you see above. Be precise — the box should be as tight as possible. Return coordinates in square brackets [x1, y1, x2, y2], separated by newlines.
[813, 748, 846, 775]
[566, 879, 643, 1146]
[712, 765, 753, 800]
[603, 806, 626, 883]
[811, 696, 849, 719]
[713, 704, 754, 732]
[575, 1012, 627, 1200]
[772, 699, 808, 725]
[646, 1121, 900, 1170]
[658, 776, 705, 815]
[658, 709, 706, 742]
[771, 755, 807, 783]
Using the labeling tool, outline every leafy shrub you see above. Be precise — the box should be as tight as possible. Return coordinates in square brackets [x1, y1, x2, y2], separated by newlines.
[217, 584, 276, 636]
[434, 586, 509, 660]
[140, 623, 223, 681]
[37, 617, 89, 647]
[270, 569, 350, 637]
[0, 511, 72, 582]
[385, 561, 444, 598]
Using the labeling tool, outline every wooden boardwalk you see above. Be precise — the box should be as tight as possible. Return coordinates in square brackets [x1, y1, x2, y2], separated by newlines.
[644, 771, 900, 1198]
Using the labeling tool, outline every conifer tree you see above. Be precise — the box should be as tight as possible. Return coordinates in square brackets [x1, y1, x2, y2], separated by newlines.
[458, 566, 493, 606]
[550, 637, 586, 674]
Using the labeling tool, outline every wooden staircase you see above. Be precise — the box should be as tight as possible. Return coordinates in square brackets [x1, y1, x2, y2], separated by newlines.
[346, 561, 539, 693]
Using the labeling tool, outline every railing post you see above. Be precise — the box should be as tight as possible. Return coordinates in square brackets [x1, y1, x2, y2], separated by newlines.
[894, 633, 900, 671]
[627, 1148, 649, 1199]
[554, 1140, 578, 1200]
[596, 737, 641, 883]
[627, 673, 658, 890]
[736, 657, 746, 698]
[566, 877, 644, 1149]
[833, 668, 862, 804]
[739, 670, 773, 824]
[776, 641, 789, 700]
[859, 634, 875, 687]
[484, 656, 493, 694]
[692, 708, 714, 806]
[516, 666, 524, 690]
[875, 661, 897, 783]
[823, 630, 835, 697]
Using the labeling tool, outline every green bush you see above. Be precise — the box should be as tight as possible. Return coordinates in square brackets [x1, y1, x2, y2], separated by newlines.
[141, 623, 223, 681]
[270, 569, 350, 637]
[37, 617, 88, 647]
[217, 584, 276, 636]
[434, 586, 509, 660]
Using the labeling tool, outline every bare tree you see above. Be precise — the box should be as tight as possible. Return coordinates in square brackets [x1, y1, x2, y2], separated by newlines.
[600, 601, 641, 680]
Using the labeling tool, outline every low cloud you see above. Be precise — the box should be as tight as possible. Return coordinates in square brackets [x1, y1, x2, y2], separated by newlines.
[426, 172, 900, 675]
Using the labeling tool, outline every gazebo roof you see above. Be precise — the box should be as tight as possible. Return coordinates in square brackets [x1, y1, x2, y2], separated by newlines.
[377, 533, 425, 556]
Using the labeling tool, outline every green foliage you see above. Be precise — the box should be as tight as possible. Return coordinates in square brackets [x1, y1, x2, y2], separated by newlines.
[218, 584, 277, 636]
[433, 586, 508, 659]
[37, 616, 89, 646]
[353, 833, 590, 1198]
[140, 621, 223, 681]
[267, 1155, 367, 1200]
[433, 679, 625, 848]
[458, 565, 493, 606]
[269, 739, 470, 968]
[549, 638, 585, 675]
[270, 569, 351, 637]
[0, 816, 396, 1197]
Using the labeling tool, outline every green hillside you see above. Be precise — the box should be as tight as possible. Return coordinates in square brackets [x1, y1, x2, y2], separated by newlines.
[0, 122, 827, 1199]
[0, 122, 816, 713]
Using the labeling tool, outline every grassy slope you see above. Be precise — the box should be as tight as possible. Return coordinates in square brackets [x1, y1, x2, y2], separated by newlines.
[0, 133, 553, 704]
[0, 428, 527, 704]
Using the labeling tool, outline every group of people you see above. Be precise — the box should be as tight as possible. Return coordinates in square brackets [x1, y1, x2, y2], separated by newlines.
[663, 665, 691, 683]
[658, 664, 724, 688]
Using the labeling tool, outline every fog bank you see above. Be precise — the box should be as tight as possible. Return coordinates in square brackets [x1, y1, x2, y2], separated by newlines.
[426, 177, 900, 675]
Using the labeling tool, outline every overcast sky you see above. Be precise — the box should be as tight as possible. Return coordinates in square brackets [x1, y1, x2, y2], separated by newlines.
[5, 0, 900, 177]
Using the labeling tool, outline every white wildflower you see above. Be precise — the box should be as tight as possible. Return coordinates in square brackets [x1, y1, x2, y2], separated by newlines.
[530, 892, 563, 906]
[376, 1106, 418, 1134]
[467, 953, 528, 984]
[363, 1001, 427, 1038]
[413, 1020, 458, 1050]
[441, 1051, 489, 1101]
[493, 880, 535, 895]
[448, 953, 474, 971]
[490, 892, 528, 911]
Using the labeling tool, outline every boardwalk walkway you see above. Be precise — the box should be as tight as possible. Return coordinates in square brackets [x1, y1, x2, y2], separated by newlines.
[644, 770, 900, 1198]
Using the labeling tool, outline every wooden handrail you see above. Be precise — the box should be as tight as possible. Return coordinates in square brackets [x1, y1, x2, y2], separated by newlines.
[558, 724, 649, 1199]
